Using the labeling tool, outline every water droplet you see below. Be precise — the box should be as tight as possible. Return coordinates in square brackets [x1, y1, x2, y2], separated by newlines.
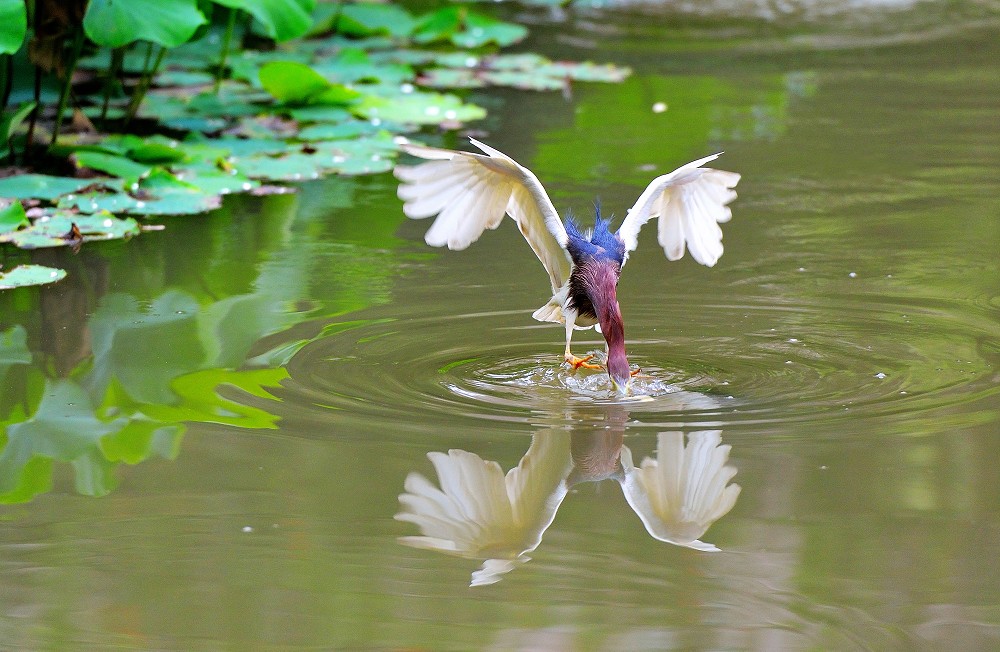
[242, 526, 253, 533]
[652, 102, 667, 113]
[464, 56, 478, 68]
[444, 109, 458, 120]
[848, 272, 857, 278]
[400, 83, 414, 94]
[103, 219, 113, 228]
[875, 372, 887, 379]
[797, 267, 806, 272]
[135, 201, 146, 209]
[425, 105, 441, 116]
[332, 155, 346, 164]
[370, 117, 382, 126]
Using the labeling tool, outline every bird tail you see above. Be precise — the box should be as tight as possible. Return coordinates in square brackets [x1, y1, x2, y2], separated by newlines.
[532, 298, 563, 324]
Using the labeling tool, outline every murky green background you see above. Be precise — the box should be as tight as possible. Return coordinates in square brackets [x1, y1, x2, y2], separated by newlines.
[2, 2, 999, 649]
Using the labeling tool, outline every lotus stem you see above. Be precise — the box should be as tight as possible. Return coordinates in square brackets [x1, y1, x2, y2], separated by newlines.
[100, 47, 125, 123]
[124, 43, 167, 127]
[1, 55, 11, 113]
[50, 27, 85, 146]
[214, 7, 238, 94]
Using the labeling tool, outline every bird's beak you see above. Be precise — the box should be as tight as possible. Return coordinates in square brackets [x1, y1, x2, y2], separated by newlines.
[611, 374, 633, 396]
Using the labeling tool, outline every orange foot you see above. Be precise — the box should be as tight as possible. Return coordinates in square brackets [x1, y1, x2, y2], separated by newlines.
[565, 354, 604, 370]
[631, 368, 642, 377]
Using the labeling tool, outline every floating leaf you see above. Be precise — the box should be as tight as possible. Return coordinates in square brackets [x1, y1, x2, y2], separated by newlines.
[0, 209, 139, 249]
[259, 61, 360, 105]
[0, 265, 67, 290]
[356, 91, 485, 125]
[74, 151, 154, 185]
[413, 7, 527, 48]
[0, 175, 98, 201]
[0, 200, 28, 233]
[453, 11, 528, 48]
[296, 120, 381, 141]
[83, 0, 208, 48]
[211, 0, 315, 42]
[337, 3, 416, 38]
[0, 0, 28, 55]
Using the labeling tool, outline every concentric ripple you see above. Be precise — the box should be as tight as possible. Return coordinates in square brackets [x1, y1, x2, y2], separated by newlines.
[279, 291, 1000, 434]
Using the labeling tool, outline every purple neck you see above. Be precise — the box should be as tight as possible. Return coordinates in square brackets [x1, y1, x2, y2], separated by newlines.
[590, 269, 631, 386]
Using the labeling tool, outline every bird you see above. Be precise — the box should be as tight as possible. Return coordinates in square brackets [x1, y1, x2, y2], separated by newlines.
[393, 138, 740, 395]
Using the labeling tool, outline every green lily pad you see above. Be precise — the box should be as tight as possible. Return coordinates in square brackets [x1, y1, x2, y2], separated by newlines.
[284, 106, 353, 123]
[259, 60, 361, 105]
[0, 209, 139, 249]
[0, 200, 28, 233]
[154, 70, 215, 88]
[336, 3, 416, 38]
[312, 48, 413, 86]
[0, 175, 97, 201]
[74, 151, 154, 185]
[412, 7, 527, 48]
[356, 91, 485, 125]
[296, 120, 381, 141]
[0, 264, 67, 290]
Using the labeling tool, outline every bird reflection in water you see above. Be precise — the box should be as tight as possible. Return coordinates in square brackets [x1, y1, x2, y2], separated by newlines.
[395, 394, 740, 586]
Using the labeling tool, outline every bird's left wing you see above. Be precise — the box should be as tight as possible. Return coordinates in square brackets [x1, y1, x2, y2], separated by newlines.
[394, 138, 572, 293]
[617, 153, 740, 267]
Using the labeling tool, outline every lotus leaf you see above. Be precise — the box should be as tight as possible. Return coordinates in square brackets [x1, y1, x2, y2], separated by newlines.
[74, 151, 154, 185]
[412, 7, 527, 48]
[259, 61, 361, 105]
[296, 120, 381, 141]
[211, 0, 316, 42]
[357, 91, 485, 125]
[312, 48, 413, 86]
[0, 265, 67, 290]
[0, 201, 28, 233]
[0, 210, 139, 248]
[336, 3, 416, 38]
[0, 0, 26, 55]
[83, 0, 208, 48]
[0, 175, 97, 201]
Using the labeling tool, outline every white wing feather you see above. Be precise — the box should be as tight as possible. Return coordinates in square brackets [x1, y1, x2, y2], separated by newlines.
[618, 153, 740, 267]
[394, 138, 572, 294]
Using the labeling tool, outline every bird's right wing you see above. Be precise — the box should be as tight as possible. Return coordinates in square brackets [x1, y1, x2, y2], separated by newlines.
[394, 138, 572, 293]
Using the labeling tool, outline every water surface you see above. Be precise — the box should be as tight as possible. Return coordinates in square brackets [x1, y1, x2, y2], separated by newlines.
[1, 3, 999, 649]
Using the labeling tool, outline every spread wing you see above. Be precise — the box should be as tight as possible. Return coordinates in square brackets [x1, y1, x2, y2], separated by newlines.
[394, 138, 572, 294]
[617, 153, 741, 267]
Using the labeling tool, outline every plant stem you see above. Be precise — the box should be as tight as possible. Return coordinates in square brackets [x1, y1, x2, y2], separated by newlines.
[214, 7, 238, 94]
[0, 55, 11, 113]
[124, 43, 166, 127]
[50, 27, 85, 146]
[101, 47, 125, 122]
[25, 65, 41, 159]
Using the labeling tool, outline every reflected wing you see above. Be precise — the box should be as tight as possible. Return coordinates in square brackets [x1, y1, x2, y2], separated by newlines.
[619, 431, 741, 551]
[394, 138, 572, 293]
[617, 153, 740, 267]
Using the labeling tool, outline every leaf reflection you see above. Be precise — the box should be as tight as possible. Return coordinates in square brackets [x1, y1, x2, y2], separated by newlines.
[395, 395, 741, 586]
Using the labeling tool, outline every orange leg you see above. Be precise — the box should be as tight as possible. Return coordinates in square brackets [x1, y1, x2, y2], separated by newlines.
[563, 313, 603, 370]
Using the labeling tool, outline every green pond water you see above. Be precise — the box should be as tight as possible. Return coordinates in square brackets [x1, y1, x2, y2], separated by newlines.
[2, 3, 1000, 649]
